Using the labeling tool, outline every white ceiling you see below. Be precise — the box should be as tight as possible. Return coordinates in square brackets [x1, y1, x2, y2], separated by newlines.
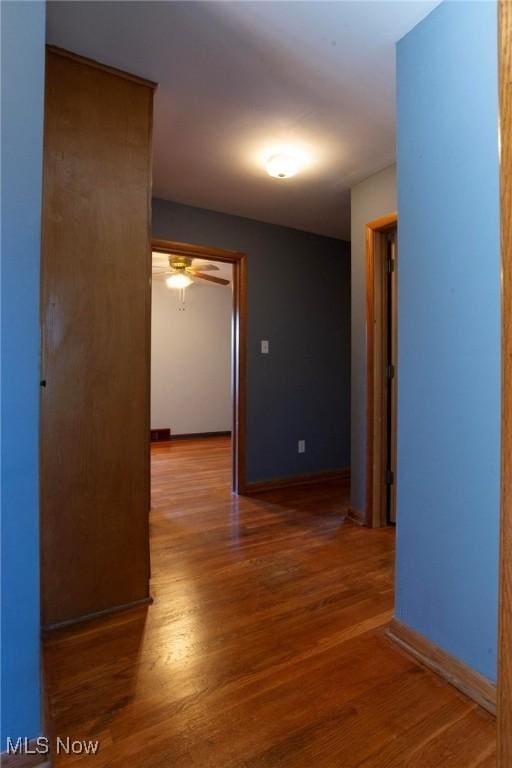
[46, 1, 439, 240]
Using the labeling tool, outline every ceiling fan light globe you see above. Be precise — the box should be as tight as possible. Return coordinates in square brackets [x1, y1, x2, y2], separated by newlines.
[166, 273, 193, 290]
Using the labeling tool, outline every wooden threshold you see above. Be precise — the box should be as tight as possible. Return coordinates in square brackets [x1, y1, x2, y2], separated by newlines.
[244, 468, 350, 494]
[387, 618, 496, 716]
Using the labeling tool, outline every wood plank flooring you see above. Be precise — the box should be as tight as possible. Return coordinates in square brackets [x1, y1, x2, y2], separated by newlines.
[43, 437, 496, 766]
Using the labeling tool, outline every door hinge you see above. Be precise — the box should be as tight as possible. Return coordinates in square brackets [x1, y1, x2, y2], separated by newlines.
[386, 469, 395, 485]
[386, 364, 395, 380]
[386, 258, 395, 273]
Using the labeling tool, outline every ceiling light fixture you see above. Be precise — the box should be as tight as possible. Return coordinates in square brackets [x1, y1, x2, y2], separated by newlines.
[265, 152, 300, 179]
[166, 273, 193, 290]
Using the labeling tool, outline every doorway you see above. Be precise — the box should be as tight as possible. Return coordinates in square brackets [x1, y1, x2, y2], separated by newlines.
[151, 238, 247, 494]
[365, 213, 398, 528]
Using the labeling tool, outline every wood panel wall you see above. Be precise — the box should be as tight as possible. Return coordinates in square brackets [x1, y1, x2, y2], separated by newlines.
[40, 48, 155, 628]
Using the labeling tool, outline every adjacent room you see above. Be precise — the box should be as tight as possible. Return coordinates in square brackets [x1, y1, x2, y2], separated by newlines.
[2, 1, 510, 766]
[151, 249, 234, 497]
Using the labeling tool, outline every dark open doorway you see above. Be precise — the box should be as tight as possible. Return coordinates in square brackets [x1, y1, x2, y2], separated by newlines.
[364, 213, 398, 528]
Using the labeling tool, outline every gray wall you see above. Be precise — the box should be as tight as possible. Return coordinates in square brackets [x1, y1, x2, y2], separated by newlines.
[153, 198, 351, 483]
[350, 165, 396, 513]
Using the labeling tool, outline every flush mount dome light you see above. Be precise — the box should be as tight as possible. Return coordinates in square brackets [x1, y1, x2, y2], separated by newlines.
[265, 152, 300, 179]
[166, 273, 193, 290]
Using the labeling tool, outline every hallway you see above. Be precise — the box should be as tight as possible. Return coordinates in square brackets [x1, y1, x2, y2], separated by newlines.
[43, 438, 496, 766]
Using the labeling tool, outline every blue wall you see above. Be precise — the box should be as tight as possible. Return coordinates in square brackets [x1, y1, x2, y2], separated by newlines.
[153, 198, 351, 483]
[1, 1, 45, 741]
[395, 0, 500, 680]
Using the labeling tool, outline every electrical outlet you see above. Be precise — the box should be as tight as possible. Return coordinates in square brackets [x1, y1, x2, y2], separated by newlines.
[298, 439, 306, 454]
[261, 340, 269, 354]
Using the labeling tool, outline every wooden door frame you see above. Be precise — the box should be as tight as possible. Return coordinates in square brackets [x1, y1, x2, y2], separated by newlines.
[151, 238, 247, 494]
[365, 212, 398, 528]
[498, 0, 511, 763]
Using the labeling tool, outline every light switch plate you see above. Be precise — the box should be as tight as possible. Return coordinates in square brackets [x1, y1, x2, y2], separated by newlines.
[261, 340, 269, 354]
[298, 440, 306, 454]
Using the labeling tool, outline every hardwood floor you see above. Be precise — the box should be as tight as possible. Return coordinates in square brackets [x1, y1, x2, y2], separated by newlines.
[43, 437, 496, 766]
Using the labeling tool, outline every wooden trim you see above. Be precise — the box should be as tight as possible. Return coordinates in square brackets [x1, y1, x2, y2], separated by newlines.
[42, 596, 152, 633]
[236, 253, 248, 494]
[499, 0, 512, 763]
[244, 468, 350, 494]
[152, 239, 244, 264]
[366, 213, 398, 232]
[347, 507, 366, 526]
[167, 431, 231, 441]
[46, 45, 157, 90]
[145, 76, 155, 563]
[387, 618, 496, 716]
[365, 212, 398, 527]
[0, 745, 51, 768]
[151, 239, 247, 494]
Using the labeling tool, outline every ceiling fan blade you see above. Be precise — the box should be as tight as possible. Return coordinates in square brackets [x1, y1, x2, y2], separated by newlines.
[189, 263, 219, 272]
[191, 271, 230, 286]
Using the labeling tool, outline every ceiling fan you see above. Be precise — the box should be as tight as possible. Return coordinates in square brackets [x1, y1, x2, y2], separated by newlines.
[152, 251, 230, 289]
